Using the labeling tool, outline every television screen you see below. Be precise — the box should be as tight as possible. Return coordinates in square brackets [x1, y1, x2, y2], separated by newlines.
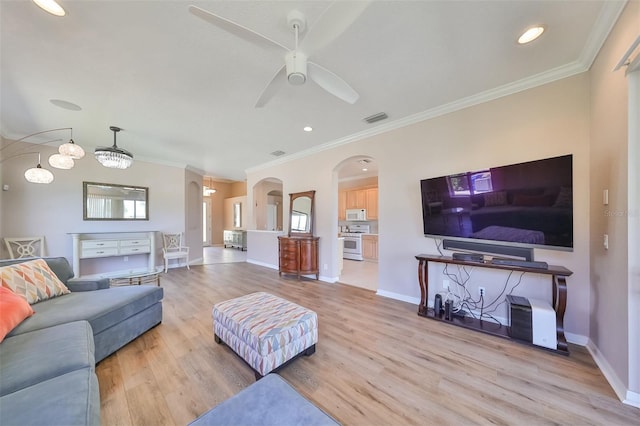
[420, 155, 573, 250]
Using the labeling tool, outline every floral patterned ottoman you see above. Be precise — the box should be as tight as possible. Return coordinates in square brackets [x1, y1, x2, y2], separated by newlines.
[212, 292, 318, 378]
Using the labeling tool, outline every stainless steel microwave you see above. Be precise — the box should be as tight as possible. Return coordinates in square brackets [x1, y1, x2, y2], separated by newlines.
[346, 209, 367, 221]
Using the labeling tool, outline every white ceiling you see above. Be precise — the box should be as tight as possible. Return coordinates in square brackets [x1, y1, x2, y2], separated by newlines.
[0, 0, 622, 181]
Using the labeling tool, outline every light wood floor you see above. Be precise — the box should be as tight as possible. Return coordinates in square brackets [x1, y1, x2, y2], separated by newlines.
[339, 259, 378, 291]
[97, 263, 639, 425]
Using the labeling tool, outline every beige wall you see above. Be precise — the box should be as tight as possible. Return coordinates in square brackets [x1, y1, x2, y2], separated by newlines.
[229, 181, 247, 197]
[588, 0, 638, 401]
[247, 73, 591, 337]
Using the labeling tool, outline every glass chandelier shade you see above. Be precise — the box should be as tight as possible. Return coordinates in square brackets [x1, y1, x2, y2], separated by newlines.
[58, 138, 85, 159]
[48, 153, 74, 169]
[95, 126, 133, 169]
[24, 154, 54, 184]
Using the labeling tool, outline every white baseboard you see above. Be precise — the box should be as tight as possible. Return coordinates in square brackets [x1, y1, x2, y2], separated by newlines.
[376, 289, 421, 305]
[246, 259, 278, 270]
[564, 332, 588, 346]
[586, 339, 639, 407]
[625, 390, 640, 408]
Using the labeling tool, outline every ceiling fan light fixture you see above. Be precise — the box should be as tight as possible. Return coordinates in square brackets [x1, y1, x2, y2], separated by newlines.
[518, 26, 545, 44]
[95, 126, 134, 169]
[286, 51, 307, 85]
[32, 0, 66, 16]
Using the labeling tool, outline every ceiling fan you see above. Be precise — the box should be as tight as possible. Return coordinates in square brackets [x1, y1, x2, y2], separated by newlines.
[188, 2, 369, 107]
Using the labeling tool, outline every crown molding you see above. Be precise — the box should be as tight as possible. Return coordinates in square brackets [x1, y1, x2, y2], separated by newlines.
[578, 0, 628, 68]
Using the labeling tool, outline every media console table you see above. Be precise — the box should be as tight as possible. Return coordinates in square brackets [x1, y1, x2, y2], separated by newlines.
[415, 254, 573, 354]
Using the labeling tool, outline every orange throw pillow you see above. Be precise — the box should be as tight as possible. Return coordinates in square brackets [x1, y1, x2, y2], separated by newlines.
[0, 287, 35, 342]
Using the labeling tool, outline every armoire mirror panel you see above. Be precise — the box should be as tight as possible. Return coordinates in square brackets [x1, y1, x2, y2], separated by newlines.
[289, 190, 315, 237]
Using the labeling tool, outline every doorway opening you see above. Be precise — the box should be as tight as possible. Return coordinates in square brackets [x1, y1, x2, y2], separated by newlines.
[335, 155, 379, 291]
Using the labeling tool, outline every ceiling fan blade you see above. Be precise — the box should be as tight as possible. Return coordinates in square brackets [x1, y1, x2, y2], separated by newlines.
[308, 62, 359, 104]
[254, 65, 287, 108]
[189, 5, 289, 54]
[300, 1, 371, 54]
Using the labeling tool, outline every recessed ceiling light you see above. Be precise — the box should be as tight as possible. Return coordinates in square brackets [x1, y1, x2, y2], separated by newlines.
[32, 0, 66, 17]
[50, 99, 82, 111]
[362, 168, 368, 172]
[303, 126, 313, 132]
[518, 26, 545, 44]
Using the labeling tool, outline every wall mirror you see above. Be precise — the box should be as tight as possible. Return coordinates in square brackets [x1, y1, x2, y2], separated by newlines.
[83, 181, 149, 220]
[289, 190, 315, 237]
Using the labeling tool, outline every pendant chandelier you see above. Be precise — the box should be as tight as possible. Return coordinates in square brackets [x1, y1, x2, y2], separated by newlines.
[203, 176, 217, 196]
[0, 127, 84, 183]
[95, 126, 133, 169]
[58, 128, 85, 160]
[24, 153, 54, 184]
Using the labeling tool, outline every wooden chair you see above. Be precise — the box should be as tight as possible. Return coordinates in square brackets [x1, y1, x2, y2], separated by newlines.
[162, 232, 190, 273]
[4, 236, 46, 259]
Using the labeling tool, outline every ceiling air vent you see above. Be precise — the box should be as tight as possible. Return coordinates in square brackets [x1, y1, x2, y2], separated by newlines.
[270, 150, 286, 157]
[363, 112, 388, 124]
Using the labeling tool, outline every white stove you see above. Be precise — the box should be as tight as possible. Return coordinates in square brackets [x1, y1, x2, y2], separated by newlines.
[342, 224, 370, 260]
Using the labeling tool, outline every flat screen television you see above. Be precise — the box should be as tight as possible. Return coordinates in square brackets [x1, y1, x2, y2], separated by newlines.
[420, 154, 573, 251]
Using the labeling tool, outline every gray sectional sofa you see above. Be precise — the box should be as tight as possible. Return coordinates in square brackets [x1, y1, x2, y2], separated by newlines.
[0, 257, 164, 425]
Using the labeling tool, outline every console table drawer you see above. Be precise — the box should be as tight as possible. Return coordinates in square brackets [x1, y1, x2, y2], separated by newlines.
[120, 239, 150, 248]
[120, 245, 150, 255]
[82, 240, 118, 250]
[81, 247, 119, 258]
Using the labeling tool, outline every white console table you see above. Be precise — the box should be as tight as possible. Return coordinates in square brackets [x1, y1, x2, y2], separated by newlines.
[70, 231, 157, 278]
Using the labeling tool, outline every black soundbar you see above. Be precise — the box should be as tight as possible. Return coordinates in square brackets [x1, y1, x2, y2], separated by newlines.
[452, 252, 484, 262]
[442, 239, 534, 261]
[490, 258, 549, 270]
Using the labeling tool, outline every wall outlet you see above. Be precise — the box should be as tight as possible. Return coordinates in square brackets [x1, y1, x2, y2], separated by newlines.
[443, 279, 450, 290]
[323, 263, 328, 271]
[478, 287, 486, 298]
[123, 256, 129, 262]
